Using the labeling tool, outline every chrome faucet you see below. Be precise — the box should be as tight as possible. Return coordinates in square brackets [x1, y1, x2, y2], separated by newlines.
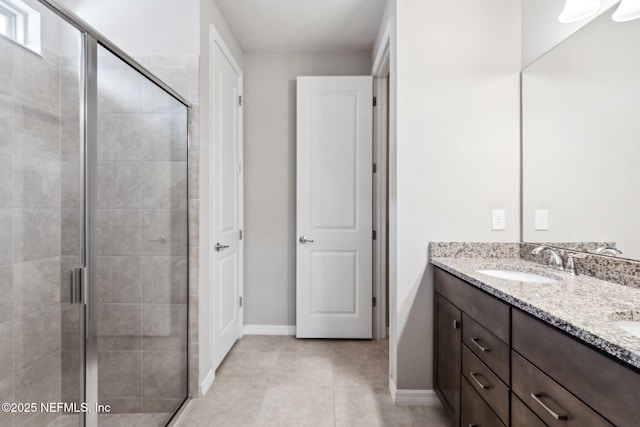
[594, 245, 622, 256]
[531, 245, 564, 271]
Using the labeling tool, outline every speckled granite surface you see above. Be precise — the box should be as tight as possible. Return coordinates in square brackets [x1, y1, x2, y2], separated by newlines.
[429, 242, 520, 259]
[521, 242, 640, 288]
[431, 257, 640, 371]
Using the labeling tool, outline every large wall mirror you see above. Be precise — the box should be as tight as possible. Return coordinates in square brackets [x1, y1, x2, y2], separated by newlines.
[522, 4, 640, 261]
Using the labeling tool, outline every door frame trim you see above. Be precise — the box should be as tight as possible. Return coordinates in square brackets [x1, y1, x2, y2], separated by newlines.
[208, 24, 244, 372]
[372, 25, 391, 341]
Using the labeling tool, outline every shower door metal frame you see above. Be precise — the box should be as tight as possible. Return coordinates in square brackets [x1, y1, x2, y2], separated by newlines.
[34, 1, 193, 426]
[80, 33, 98, 427]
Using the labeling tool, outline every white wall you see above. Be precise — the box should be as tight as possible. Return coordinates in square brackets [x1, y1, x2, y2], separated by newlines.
[522, 11, 640, 259]
[522, 0, 617, 68]
[57, 0, 199, 56]
[242, 52, 372, 327]
[394, 0, 521, 389]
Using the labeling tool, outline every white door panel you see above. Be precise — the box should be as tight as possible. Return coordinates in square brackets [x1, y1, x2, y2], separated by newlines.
[296, 76, 373, 339]
[212, 41, 241, 369]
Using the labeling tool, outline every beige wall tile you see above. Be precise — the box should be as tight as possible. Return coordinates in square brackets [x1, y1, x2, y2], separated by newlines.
[141, 210, 187, 256]
[141, 162, 187, 210]
[13, 209, 60, 262]
[14, 104, 60, 159]
[13, 49, 60, 113]
[14, 256, 60, 309]
[97, 210, 141, 256]
[141, 114, 188, 161]
[141, 256, 187, 304]
[13, 303, 60, 370]
[142, 351, 187, 398]
[98, 351, 142, 398]
[97, 162, 142, 209]
[141, 304, 187, 351]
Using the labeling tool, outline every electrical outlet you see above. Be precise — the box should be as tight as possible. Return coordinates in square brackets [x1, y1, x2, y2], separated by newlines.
[492, 209, 506, 231]
[535, 209, 549, 230]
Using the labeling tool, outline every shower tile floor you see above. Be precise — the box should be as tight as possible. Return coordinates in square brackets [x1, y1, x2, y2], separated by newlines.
[173, 336, 451, 427]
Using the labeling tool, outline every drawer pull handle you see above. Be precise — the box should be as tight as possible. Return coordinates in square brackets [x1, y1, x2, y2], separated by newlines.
[469, 372, 491, 390]
[470, 337, 490, 352]
[453, 319, 460, 330]
[530, 392, 569, 420]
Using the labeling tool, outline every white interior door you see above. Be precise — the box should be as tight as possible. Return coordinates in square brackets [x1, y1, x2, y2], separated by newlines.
[212, 40, 242, 369]
[296, 76, 373, 338]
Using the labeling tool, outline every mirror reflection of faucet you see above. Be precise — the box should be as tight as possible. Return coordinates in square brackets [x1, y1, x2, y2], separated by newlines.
[593, 245, 622, 256]
[565, 252, 587, 276]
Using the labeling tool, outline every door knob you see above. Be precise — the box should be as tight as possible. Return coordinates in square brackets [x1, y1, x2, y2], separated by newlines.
[299, 236, 314, 244]
[215, 242, 229, 251]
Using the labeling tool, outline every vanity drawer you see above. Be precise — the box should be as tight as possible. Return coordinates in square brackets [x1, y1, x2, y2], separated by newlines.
[462, 313, 510, 384]
[512, 309, 640, 426]
[461, 376, 505, 427]
[511, 393, 546, 427]
[462, 345, 509, 425]
[512, 351, 613, 427]
[434, 268, 510, 344]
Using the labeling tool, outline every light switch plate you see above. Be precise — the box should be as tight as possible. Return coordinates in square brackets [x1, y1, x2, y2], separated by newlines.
[535, 209, 549, 230]
[492, 209, 506, 231]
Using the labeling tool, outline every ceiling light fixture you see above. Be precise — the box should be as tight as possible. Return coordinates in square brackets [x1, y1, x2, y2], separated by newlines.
[558, 0, 601, 23]
[612, 0, 640, 21]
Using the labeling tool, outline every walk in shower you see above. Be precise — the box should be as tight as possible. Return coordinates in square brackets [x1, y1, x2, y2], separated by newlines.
[0, 1, 190, 426]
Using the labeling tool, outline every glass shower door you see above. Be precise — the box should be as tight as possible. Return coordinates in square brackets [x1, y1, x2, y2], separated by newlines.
[94, 45, 188, 425]
[0, 2, 83, 426]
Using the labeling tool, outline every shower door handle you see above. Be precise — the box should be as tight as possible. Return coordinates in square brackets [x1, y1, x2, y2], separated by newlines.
[70, 267, 86, 304]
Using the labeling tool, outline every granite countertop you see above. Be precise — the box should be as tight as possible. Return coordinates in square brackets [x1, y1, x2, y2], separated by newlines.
[431, 257, 640, 370]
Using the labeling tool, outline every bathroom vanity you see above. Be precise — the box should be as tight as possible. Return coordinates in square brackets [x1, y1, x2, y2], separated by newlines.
[432, 259, 640, 427]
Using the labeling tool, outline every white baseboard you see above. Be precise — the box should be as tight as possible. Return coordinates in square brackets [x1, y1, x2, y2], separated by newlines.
[243, 324, 296, 336]
[199, 369, 215, 397]
[389, 377, 441, 406]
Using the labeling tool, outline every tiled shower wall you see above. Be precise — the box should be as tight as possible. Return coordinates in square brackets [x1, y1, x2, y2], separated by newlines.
[135, 56, 200, 400]
[0, 37, 64, 427]
[0, 32, 199, 426]
[58, 53, 197, 417]
[138, 55, 200, 400]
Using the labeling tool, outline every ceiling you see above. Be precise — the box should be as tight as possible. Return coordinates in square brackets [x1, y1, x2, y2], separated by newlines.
[215, 0, 387, 53]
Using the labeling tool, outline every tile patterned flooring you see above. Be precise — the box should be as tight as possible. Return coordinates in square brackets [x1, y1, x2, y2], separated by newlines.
[173, 336, 452, 427]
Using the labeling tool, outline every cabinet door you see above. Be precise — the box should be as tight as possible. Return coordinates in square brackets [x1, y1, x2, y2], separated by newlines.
[434, 292, 462, 426]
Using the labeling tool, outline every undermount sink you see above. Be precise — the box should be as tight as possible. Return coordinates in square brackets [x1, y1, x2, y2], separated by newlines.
[612, 321, 640, 338]
[476, 269, 558, 284]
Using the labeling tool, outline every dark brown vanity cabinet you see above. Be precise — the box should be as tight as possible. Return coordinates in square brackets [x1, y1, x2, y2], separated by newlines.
[433, 266, 640, 427]
[512, 309, 640, 427]
[434, 293, 461, 426]
[434, 268, 510, 427]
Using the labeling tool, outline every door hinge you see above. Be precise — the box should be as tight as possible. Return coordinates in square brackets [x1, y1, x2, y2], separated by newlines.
[239, 229, 243, 240]
[373, 230, 377, 240]
[373, 163, 377, 174]
[239, 296, 243, 307]
[373, 96, 377, 107]
[373, 297, 377, 307]
[239, 95, 242, 106]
